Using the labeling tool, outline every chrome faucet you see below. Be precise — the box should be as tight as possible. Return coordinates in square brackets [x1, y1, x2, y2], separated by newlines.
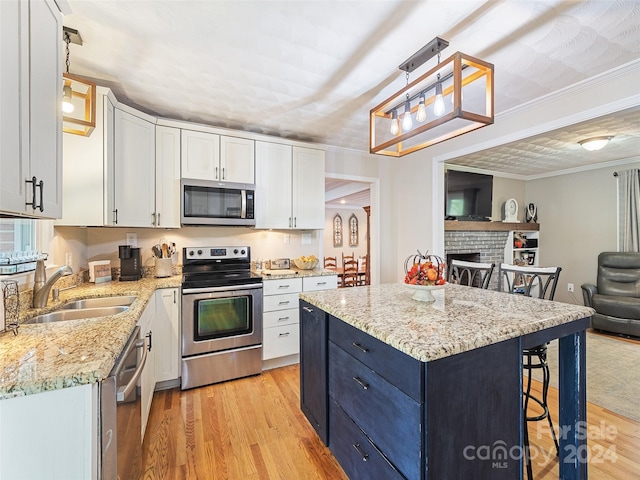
[32, 259, 73, 308]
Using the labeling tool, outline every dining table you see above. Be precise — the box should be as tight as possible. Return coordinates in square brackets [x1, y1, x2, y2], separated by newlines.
[329, 266, 368, 286]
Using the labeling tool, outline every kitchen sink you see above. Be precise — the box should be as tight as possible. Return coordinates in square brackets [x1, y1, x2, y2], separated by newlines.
[60, 296, 136, 310]
[25, 306, 129, 324]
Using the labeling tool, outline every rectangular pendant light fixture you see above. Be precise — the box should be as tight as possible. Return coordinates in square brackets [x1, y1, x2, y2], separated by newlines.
[370, 45, 494, 157]
[62, 27, 96, 136]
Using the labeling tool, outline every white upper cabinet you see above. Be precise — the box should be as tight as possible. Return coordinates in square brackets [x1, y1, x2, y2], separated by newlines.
[292, 146, 325, 230]
[109, 108, 156, 227]
[181, 130, 219, 180]
[0, 0, 62, 218]
[255, 142, 325, 229]
[155, 126, 181, 228]
[220, 136, 255, 184]
[255, 142, 293, 229]
[181, 130, 255, 184]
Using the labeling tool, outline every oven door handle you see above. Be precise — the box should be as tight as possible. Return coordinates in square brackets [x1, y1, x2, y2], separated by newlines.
[116, 338, 148, 403]
[182, 284, 263, 295]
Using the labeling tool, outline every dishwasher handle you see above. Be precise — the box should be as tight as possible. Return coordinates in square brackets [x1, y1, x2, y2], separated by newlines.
[116, 338, 148, 403]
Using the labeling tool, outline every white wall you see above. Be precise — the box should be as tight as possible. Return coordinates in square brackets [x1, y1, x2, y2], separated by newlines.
[526, 159, 640, 304]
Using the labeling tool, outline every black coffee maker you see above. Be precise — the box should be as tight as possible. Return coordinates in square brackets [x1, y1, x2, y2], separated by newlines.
[119, 245, 141, 281]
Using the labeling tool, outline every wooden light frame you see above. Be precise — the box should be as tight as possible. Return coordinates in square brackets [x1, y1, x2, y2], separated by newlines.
[370, 52, 494, 157]
[62, 72, 96, 136]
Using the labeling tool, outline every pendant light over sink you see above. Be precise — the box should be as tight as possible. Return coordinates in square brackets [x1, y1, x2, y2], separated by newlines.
[61, 26, 97, 137]
[369, 37, 494, 157]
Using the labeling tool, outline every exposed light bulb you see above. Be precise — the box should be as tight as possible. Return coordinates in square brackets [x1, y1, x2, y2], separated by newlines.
[402, 100, 412, 131]
[390, 110, 399, 135]
[62, 82, 74, 113]
[416, 93, 427, 122]
[433, 81, 445, 117]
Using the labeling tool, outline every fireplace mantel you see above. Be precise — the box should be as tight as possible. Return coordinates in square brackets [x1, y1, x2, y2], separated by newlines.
[445, 221, 540, 232]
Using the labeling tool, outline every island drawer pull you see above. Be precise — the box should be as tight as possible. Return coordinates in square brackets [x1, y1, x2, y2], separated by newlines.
[352, 376, 369, 390]
[278, 332, 290, 337]
[352, 443, 369, 461]
[303, 306, 313, 313]
[352, 342, 369, 353]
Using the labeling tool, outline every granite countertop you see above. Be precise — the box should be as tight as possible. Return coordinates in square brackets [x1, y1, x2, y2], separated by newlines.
[256, 267, 338, 279]
[0, 275, 181, 400]
[299, 283, 595, 363]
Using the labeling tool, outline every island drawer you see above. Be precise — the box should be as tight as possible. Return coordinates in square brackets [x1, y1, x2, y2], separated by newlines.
[329, 316, 423, 401]
[263, 278, 303, 296]
[329, 400, 405, 480]
[329, 341, 422, 480]
[263, 293, 300, 312]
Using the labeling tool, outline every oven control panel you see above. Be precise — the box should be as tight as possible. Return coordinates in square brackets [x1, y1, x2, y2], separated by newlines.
[184, 246, 250, 261]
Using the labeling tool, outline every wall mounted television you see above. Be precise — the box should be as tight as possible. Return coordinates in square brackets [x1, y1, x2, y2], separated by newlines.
[445, 170, 493, 221]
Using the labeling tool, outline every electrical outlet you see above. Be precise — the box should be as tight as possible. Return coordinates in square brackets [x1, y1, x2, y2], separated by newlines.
[65, 252, 72, 267]
[567, 283, 574, 292]
[283, 234, 290, 244]
[301, 233, 311, 245]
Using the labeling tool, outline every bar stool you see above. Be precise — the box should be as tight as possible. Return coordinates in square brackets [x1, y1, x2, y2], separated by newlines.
[447, 259, 495, 289]
[497, 263, 562, 480]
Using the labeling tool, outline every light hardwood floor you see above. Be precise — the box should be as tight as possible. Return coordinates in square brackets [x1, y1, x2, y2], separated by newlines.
[143, 337, 640, 479]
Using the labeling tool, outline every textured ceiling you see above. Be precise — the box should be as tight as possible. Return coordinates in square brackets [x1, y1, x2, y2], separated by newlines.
[63, 0, 640, 174]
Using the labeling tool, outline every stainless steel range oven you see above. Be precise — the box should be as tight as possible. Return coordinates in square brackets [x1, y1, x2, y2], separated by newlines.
[181, 246, 263, 390]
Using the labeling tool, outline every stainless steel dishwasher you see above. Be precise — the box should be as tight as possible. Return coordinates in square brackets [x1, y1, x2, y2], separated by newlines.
[101, 326, 148, 480]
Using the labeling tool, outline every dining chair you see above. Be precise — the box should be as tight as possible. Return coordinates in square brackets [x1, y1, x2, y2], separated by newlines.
[447, 259, 495, 289]
[342, 258, 359, 287]
[324, 256, 337, 270]
[497, 263, 562, 480]
[357, 255, 368, 286]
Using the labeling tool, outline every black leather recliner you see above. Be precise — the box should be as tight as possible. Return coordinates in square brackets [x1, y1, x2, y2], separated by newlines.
[581, 252, 640, 337]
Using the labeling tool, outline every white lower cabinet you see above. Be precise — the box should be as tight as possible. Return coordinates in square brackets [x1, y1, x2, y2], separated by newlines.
[138, 297, 156, 441]
[154, 288, 181, 385]
[0, 383, 97, 479]
[262, 275, 337, 363]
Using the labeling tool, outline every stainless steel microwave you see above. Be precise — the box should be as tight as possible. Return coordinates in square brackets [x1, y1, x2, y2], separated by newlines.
[181, 179, 255, 226]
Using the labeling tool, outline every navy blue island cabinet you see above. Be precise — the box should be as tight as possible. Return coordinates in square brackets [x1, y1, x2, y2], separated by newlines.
[299, 284, 593, 480]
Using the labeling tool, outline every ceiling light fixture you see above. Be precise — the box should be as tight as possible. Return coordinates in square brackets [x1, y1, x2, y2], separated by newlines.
[370, 37, 494, 157]
[578, 136, 613, 151]
[62, 26, 97, 137]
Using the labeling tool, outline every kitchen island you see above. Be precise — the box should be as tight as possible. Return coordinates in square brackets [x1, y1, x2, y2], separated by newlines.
[299, 283, 594, 480]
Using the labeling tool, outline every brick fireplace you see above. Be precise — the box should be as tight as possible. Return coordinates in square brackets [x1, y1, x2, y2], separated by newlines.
[444, 221, 540, 290]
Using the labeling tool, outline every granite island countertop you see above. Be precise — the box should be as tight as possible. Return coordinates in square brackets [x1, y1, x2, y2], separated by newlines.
[0, 275, 181, 400]
[299, 283, 595, 362]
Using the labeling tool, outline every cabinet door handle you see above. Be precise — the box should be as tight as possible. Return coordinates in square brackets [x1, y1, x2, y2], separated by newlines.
[222, 167, 225, 180]
[173, 290, 176, 303]
[352, 376, 369, 390]
[215, 166, 219, 180]
[36, 180, 44, 212]
[113, 209, 118, 224]
[278, 332, 291, 337]
[352, 443, 369, 461]
[289, 217, 292, 228]
[146, 331, 152, 351]
[303, 306, 313, 313]
[352, 342, 369, 354]
[152, 212, 156, 226]
[25, 176, 37, 210]
[294, 217, 297, 228]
